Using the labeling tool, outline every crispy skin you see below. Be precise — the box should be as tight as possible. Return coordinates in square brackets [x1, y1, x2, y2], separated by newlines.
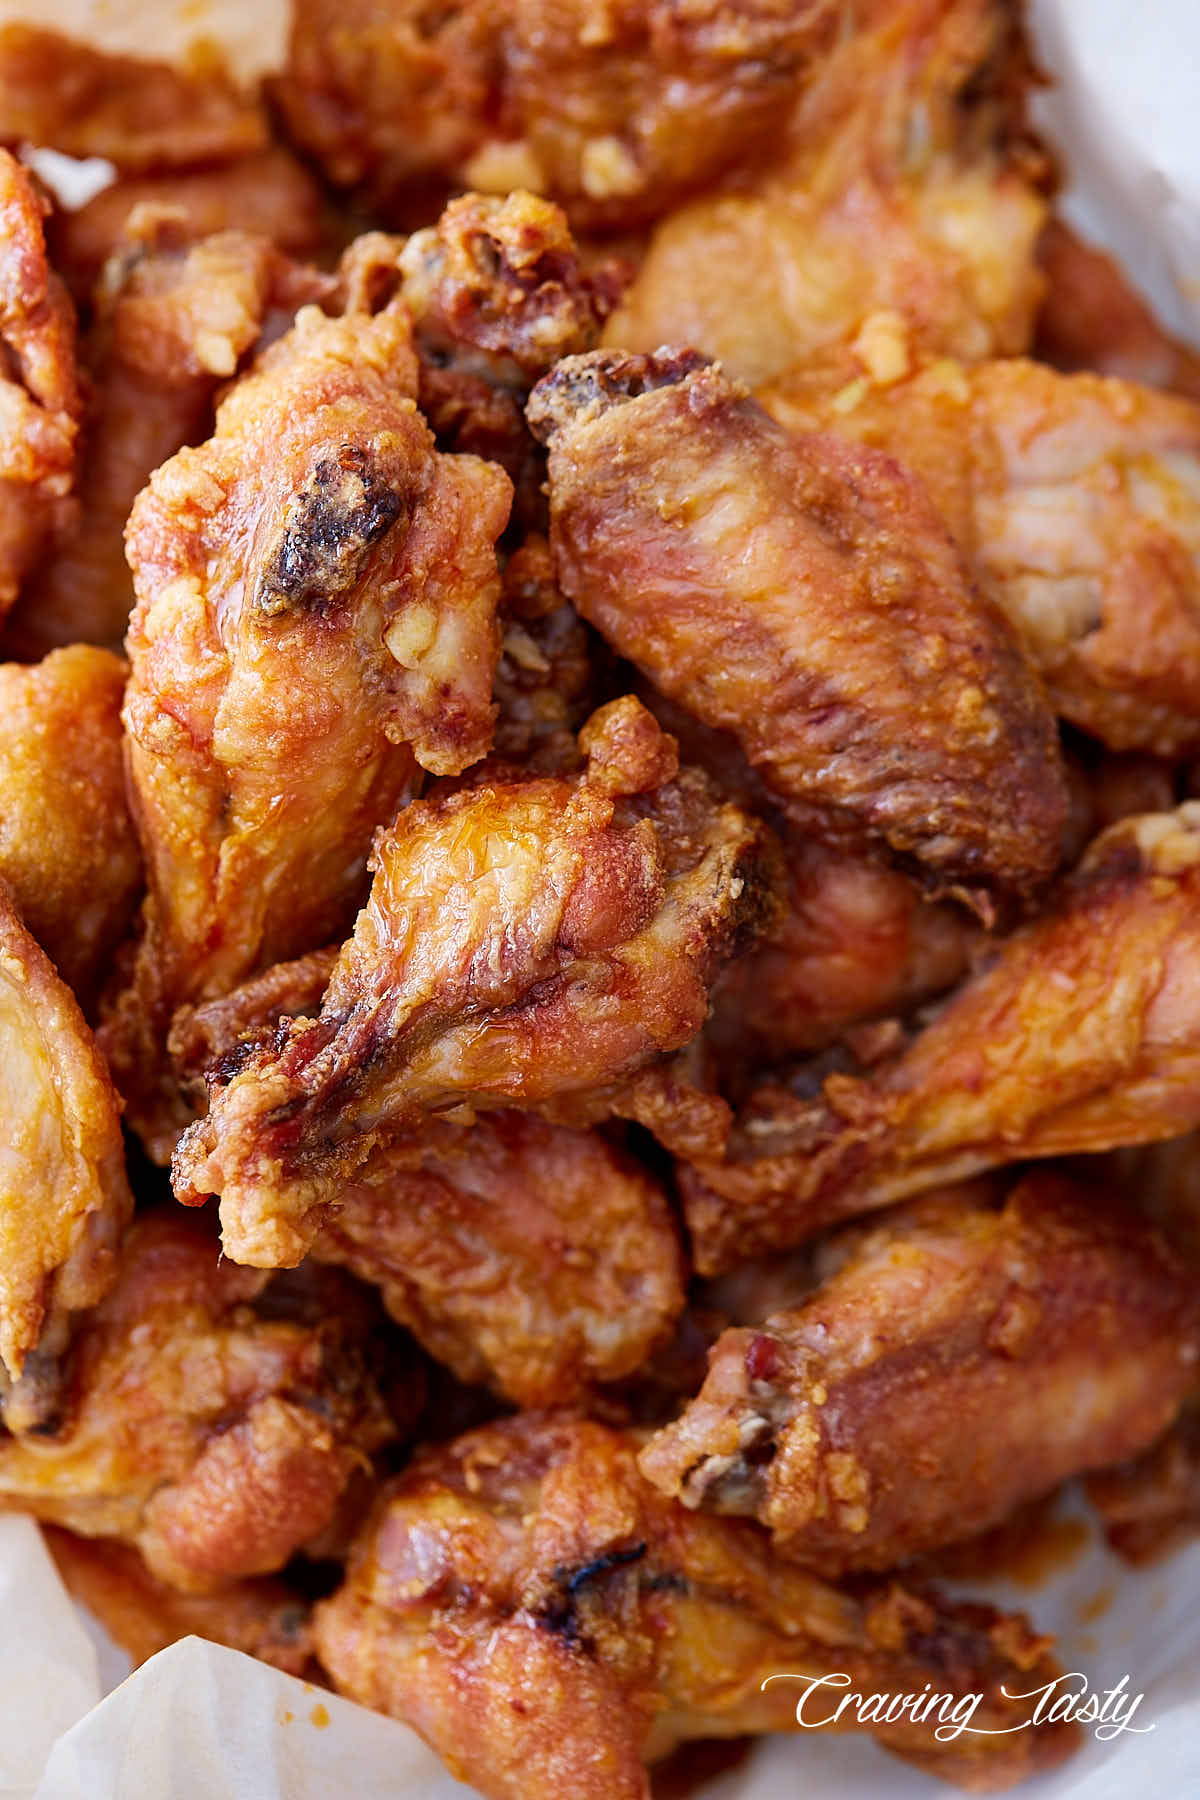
[1086, 1404, 1200, 1565]
[7, 215, 335, 660]
[107, 293, 511, 1159]
[311, 1112, 685, 1405]
[0, 1211, 396, 1592]
[1036, 220, 1200, 400]
[710, 835, 981, 1067]
[274, 0, 834, 231]
[0, 150, 82, 621]
[313, 1414, 1077, 1796]
[761, 341, 1200, 756]
[0, 890, 131, 1414]
[529, 350, 1067, 903]
[0, 646, 140, 1009]
[48, 151, 333, 307]
[172, 698, 778, 1266]
[605, 0, 1045, 384]
[44, 1527, 315, 1677]
[0, 25, 265, 172]
[641, 1175, 1198, 1570]
[683, 806, 1200, 1272]
[170, 945, 339, 1105]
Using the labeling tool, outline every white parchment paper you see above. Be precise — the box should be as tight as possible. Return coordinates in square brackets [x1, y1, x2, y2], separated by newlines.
[1, 0, 1199, 1794]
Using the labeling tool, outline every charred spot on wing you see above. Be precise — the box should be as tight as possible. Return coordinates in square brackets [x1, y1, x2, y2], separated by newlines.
[254, 445, 407, 618]
[526, 347, 712, 442]
[537, 1541, 650, 1644]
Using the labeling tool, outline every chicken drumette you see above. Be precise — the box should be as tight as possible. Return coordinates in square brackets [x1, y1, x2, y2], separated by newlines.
[173, 696, 778, 1264]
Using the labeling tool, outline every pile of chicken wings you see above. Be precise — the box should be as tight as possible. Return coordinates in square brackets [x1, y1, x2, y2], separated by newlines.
[1, 3, 1199, 1794]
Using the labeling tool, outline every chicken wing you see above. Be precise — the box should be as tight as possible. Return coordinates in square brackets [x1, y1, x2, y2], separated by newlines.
[0, 25, 265, 173]
[0, 1211, 398, 1592]
[311, 1111, 685, 1405]
[274, 0, 834, 232]
[604, 0, 1046, 384]
[313, 1413, 1078, 1797]
[528, 348, 1067, 904]
[0, 149, 81, 622]
[105, 284, 512, 1159]
[709, 835, 982, 1070]
[44, 1527, 316, 1677]
[683, 805, 1200, 1272]
[0, 889, 131, 1423]
[641, 1174, 1198, 1571]
[761, 338, 1200, 756]
[6, 213, 334, 659]
[172, 696, 778, 1265]
[0, 645, 140, 1009]
[339, 192, 623, 530]
[48, 151, 333, 309]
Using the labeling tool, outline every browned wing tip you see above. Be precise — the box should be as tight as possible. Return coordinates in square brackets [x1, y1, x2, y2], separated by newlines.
[526, 347, 712, 443]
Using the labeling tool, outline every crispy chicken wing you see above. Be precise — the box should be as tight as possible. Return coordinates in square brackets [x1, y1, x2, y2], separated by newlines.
[311, 1111, 685, 1405]
[0, 149, 82, 622]
[48, 151, 333, 309]
[0, 889, 131, 1421]
[0, 1211, 397, 1592]
[709, 835, 982, 1069]
[313, 1413, 1078, 1797]
[641, 1174, 1198, 1570]
[173, 697, 778, 1265]
[106, 287, 512, 1159]
[339, 192, 623, 529]
[528, 349, 1067, 904]
[605, 0, 1046, 384]
[6, 213, 334, 659]
[0, 25, 265, 173]
[44, 1527, 316, 1677]
[0, 645, 140, 1008]
[761, 339, 1200, 756]
[683, 805, 1200, 1271]
[274, 0, 834, 232]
